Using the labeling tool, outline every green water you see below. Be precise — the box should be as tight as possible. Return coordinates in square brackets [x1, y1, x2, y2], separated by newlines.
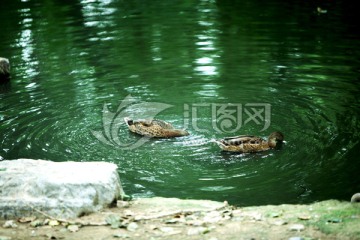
[1, 0, 359, 206]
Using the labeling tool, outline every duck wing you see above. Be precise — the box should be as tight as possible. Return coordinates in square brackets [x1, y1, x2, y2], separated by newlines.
[220, 135, 264, 146]
[134, 119, 174, 129]
[150, 119, 174, 129]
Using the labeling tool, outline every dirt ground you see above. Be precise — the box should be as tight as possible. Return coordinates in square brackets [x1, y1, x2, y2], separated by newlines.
[1, 197, 359, 240]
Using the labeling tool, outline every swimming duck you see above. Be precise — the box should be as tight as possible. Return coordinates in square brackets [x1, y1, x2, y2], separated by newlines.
[213, 131, 284, 153]
[124, 117, 189, 138]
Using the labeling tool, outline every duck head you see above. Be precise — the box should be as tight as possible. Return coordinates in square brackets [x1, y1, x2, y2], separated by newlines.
[267, 131, 284, 148]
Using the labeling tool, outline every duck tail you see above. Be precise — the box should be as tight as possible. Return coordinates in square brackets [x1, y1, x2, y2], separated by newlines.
[209, 138, 218, 144]
[123, 117, 133, 126]
[210, 139, 226, 148]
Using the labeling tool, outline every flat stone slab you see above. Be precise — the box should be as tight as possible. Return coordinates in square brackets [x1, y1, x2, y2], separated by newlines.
[0, 159, 125, 219]
[131, 197, 226, 215]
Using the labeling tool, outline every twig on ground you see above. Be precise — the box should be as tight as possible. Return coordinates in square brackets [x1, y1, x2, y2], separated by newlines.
[30, 207, 107, 226]
[134, 201, 230, 221]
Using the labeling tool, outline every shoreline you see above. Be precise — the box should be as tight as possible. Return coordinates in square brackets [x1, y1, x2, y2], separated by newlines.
[1, 159, 359, 239]
[1, 197, 359, 240]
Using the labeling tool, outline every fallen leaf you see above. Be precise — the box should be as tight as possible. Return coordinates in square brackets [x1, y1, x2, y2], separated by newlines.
[48, 220, 60, 227]
[269, 212, 282, 218]
[165, 218, 184, 224]
[126, 222, 138, 232]
[186, 219, 205, 226]
[272, 220, 287, 226]
[159, 227, 175, 233]
[67, 225, 79, 232]
[0, 235, 12, 240]
[45, 233, 58, 239]
[61, 222, 69, 227]
[117, 200, 130, 208]
[288, 237, 304, 240]
[18, 216, 36, 223]
[123, 210, 134, 216]
[289, 224, 305, 231]
[105, 215, 122, 229]
[30, 220, 44, 227]
[3, 220, 18, 228]
[187, 227, 210, 235]
[148, 224, 158, 230]
[113, 233, 130, 238]
[298, 215, 311, 220]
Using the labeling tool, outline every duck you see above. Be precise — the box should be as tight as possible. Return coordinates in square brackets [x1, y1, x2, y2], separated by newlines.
[213, 131, 284, 153]
[124, 117, 189, 138]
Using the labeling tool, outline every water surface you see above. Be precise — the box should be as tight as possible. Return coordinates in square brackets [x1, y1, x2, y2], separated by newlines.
[1, 0, 359, 206]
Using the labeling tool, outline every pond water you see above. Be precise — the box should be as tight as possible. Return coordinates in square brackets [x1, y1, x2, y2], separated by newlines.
[1, 0, 359, 206]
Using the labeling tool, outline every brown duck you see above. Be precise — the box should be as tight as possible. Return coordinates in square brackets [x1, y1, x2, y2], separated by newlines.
[124, 117, 189, 138]
[213, 132, 284, 153]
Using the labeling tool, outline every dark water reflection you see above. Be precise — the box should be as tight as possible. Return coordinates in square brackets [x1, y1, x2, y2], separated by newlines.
[1, 0, 359, 206]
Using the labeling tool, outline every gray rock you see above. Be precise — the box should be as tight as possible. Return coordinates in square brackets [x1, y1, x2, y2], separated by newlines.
[288, 237, 304, 240]
[351, 193, 360, 203]
[0, 57, 10, 81]
[289, 224, 305, 232]
[2, 220, 17, 228]
[0, 236, 12, 240]
[126, 222, 138, 232]
[0, 159, 125, 219]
